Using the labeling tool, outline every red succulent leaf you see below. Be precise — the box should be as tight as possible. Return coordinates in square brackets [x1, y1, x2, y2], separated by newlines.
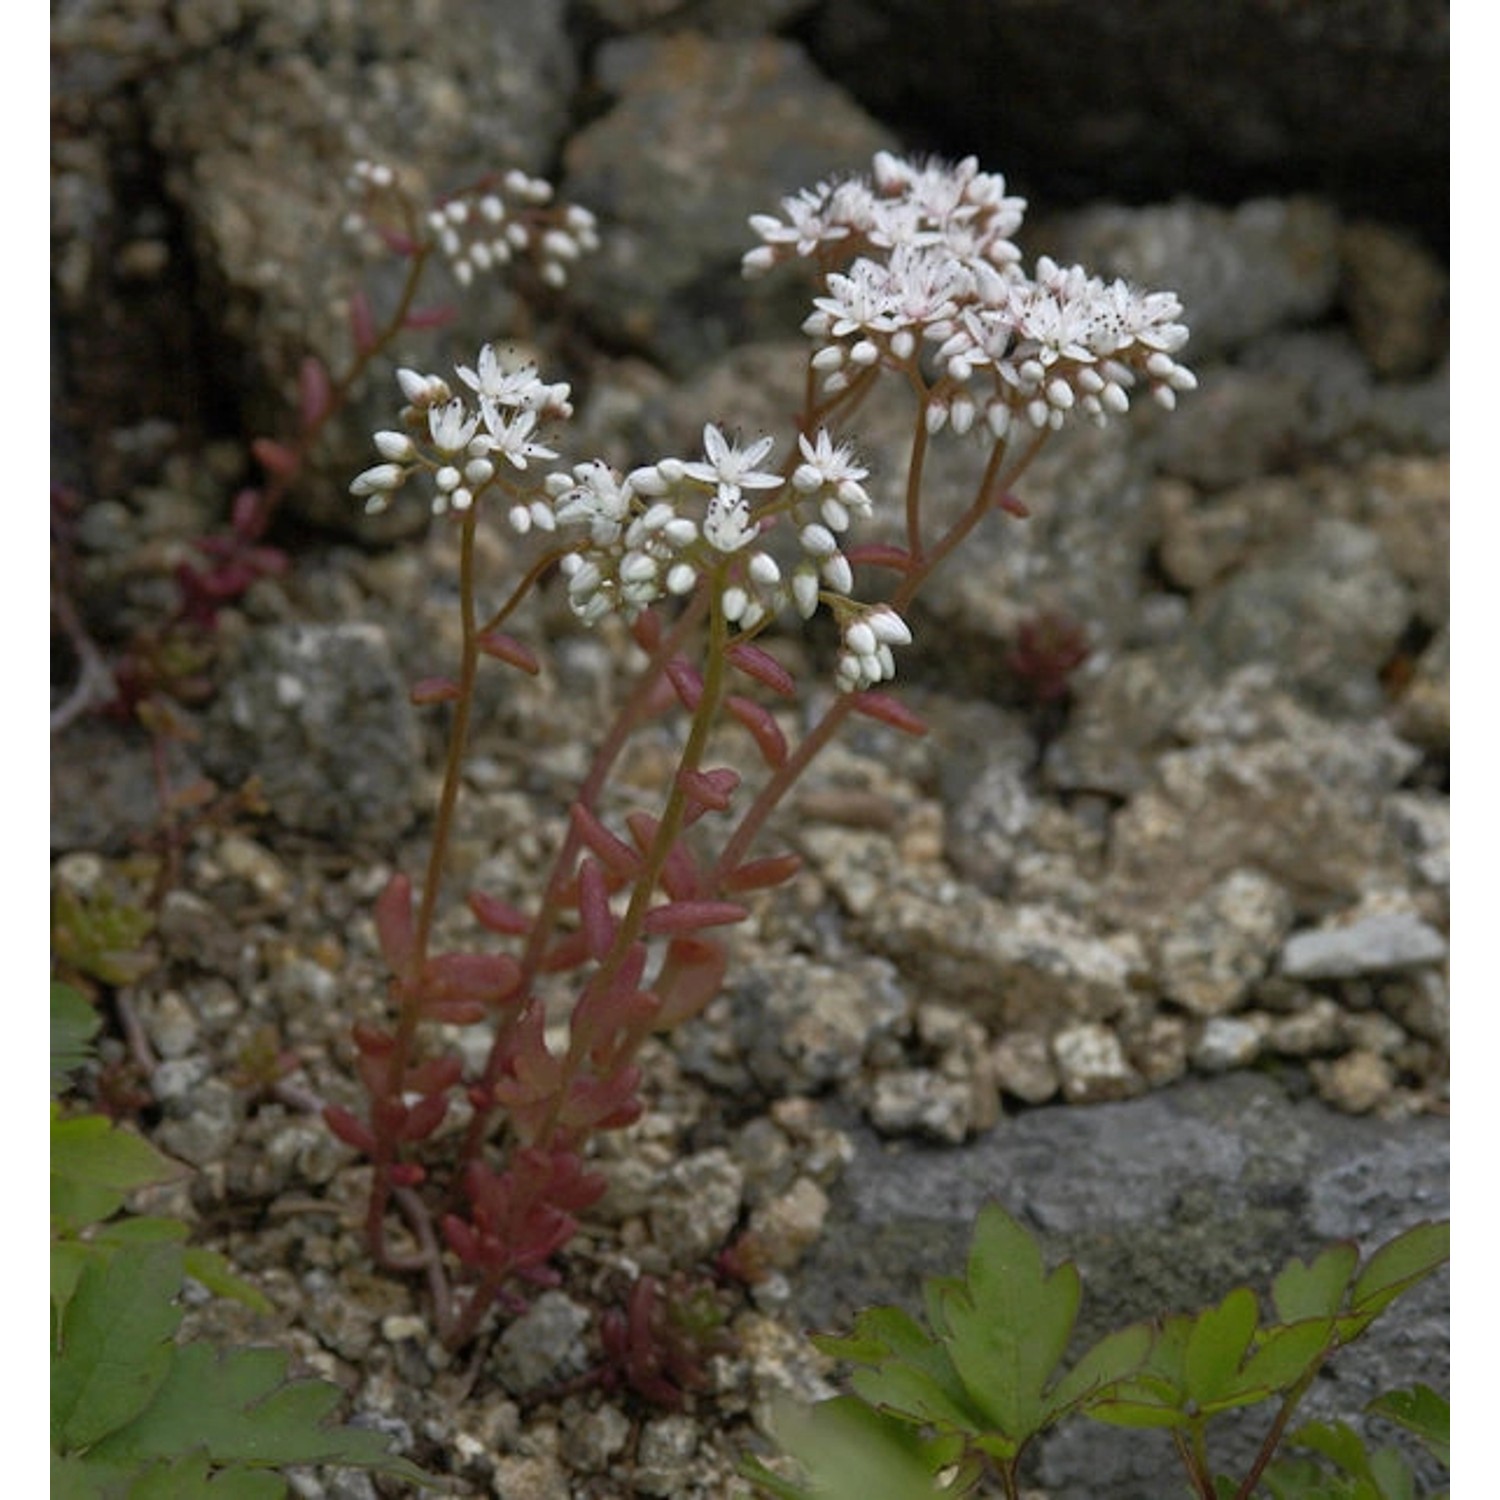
[571, 803, 642, 879]
[726, 694, 788, 767]
[851, 691, 929, 736]
[324, 1104, 377, 1155]
[577, 857, 617, 960]
[722, 852, 803, 893]
[844, 541, 917, 573]
[374, 873, 416, 975]
[653, 935, 729, 1028]
[420, 951, 523, 1010]
[251, 437, 301, 482]
[400, 1091, 449, 1142]
[297, 354, 332, 429]
[665, 657, 703, 710]
[477, 631, 541, 674]
[410, 676, 462, 706]
[725, 641, 796, 697]
[678, 766, 740, 819]
[642, 900, 748, 936]
[348, 288, 379, 351]
[467, 889, 532, 936]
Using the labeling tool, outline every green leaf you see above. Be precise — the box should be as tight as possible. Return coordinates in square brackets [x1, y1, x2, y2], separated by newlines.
[1088, 1317, 1195, 1429]
[826, 1305, 989, 1435]
[1367, 1384, 1448, 1469]
[1047, 1321, 1154, 1417]
[1183, 1287, 1259, 1408]
[52, 982, 101, 1096]
[757, 1394, 971, 1500]
[183, 1248, 275, 1315]
[86, 1342, 433, 1485]
[52, 1243, 185, 1454]
[938, 1204, 1082, 1441]
[1272, 1243, 1359, 1324]
[1346, 1223, 1449, 1329]
[1232, 1317, 1336, 1397]
[51, 1110, 186, 1194]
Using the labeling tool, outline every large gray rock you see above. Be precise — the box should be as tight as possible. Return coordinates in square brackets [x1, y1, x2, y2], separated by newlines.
[793, 1072, 1448, 1500]
[562, 31, 895, 372]
[805, 0, 1447, 240]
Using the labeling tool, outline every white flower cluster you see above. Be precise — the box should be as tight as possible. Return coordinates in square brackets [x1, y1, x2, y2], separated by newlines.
[343, 160, 600, 290]
[354, 337, 917, 686]
[543, 422, 917, 690]
[744, 151, 1196, 432]
[350, 345, 573, 517]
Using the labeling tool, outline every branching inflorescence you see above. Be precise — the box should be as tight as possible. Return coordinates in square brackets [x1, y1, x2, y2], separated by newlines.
[331, 151, 1196, 1351]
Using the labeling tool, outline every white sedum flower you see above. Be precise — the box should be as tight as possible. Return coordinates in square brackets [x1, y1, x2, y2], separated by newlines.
[681, 424, 783, 496]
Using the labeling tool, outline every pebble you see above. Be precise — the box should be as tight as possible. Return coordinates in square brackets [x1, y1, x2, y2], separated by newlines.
[492, 1291, 592, 1395]
[1192, 1015, 1265, 1073]
[1281, 910, 1448, 980]
[1052, 1023, 1143, 1103]
[1311, 1049, 1396, 1114]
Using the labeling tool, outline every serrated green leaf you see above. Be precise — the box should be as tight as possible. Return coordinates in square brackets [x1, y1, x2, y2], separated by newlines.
[1232, 1317, 1335, 1399]
[1289, 1421, 1377, 1478]
[816, 1304, 934, 1370]
[92, 1216, 192, 1247]
[1348, 1223, 1449, 1324]
[1183, 1287, 1259, 1408]
[1367, 1384, 1448, 1469]
[53, 1240, 100, 1327]
[762, 1394, 971, 1500]
[823, 1303, 989, 1435]
[53, 1112, 188, 1211]
[939, 1204, 1081, 1441]
[52, 1243, 185, 1454]
[1260, 1454, 1368, 1500]
[86, 1342, 433, 1485]
[1086, 1319, 1195, 1428]
[1047, 1322, 1153, 1417]
[183, 1248, 275, 1315]
[52, 983, 101, 1097]
[1273, 1243, 1360, 1324]
[1366, 1446, 1417, 1500]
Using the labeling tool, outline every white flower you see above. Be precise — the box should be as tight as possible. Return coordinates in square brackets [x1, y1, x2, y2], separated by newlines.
[350, 463, 405, 499]
[834, 607, 903, 693]
[703, 484, 757, 553]
[456, 345, 550, 408]
[428, 398, 479, 454]
[481, 405, 557, 471]
[682, 425, 783, 494]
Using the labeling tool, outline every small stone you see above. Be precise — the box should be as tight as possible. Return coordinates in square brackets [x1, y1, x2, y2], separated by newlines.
[1281, 910, 1448, 980]
[1125, 1014, 1191, 1087]
[560, 1402, 631, 1474]
[1264, 996, 1345, 1055]
[991, 1031, 1060, 1104]
[1311, 1049, 1395, 1114]
[865, 1069, 976, 1142]
[648, 1149, 745, 1265]
[1341, 1011, 1407, 1058]
[380, 1314, 429, 1343]
[139, 989, 200, 1059]
[1154, 868, 1294, 1016]
[746, 1176, 830, 1271]
[215, 833, 292, 904]
[633, 1413, 700, 1496]
[488, 1454, 568, 1500]
[491, 1291, 592, 1395]
[1051, 1023, 1143, 1103]
[1192, 1015, 1265, 1073]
